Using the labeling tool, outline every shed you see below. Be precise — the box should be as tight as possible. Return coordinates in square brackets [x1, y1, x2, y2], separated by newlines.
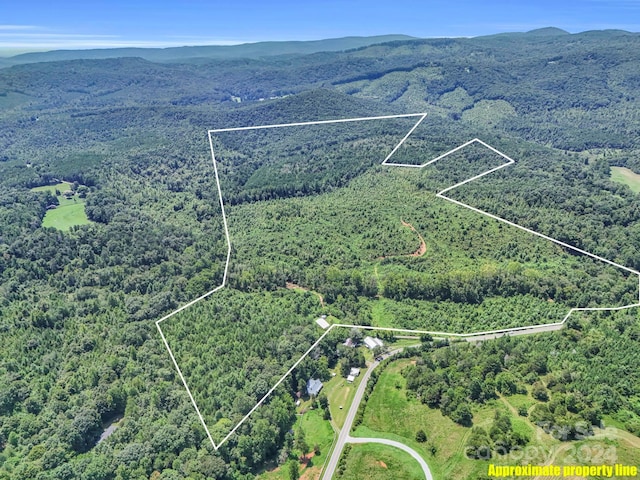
[363, 336, 384, 349]
[316, 315, 330, 329]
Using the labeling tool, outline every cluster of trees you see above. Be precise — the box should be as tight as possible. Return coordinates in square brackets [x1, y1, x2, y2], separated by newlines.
[400, 310, 640, 447]
[465, 412, 529, 459]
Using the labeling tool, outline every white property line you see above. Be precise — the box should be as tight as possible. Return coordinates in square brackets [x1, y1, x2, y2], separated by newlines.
[156, 117, 640, 451]
[384, 137, 640, 330]
[155, 113, 427, 450]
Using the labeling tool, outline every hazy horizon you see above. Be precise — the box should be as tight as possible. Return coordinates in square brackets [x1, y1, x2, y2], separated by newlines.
[3, 0, 640, 57]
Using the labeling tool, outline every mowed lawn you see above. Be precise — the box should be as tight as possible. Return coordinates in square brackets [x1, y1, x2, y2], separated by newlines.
[32, 182, 92, 231]
[341, 443, 425, 480]
[611, 166, 640, 193]
[324, 369, 366, 429]
[42, 202, 91, 230]
[353, 359, 490, 480]
[31, 181, 72, 194]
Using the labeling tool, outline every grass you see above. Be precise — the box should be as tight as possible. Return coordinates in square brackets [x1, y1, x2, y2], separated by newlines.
[353, 359, 489, 480]
[32, 182, 92, 231]
[31, 181, 73, 194]
[258, 409, 335, 480]
[354, 358, 640, 480]
[340, 442, 426, 480]
[324, 368, 366, 429]
[296, 409, 335, 479]
[371, 298, 395, 328]
[611, 166, 640, 193]
[42, 202, 91, 230]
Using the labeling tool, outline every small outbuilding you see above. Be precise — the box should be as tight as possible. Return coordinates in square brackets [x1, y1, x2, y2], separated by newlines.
[316, 315, 330, 329]
[363, 336, 384, 349]
[343, 338, 355, 348]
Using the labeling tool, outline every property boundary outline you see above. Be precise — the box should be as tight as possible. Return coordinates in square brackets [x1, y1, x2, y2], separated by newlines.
[155, 115, 640, 450]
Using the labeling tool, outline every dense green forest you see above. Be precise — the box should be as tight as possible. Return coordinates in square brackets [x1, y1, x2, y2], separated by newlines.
[1, 29, 640, 479]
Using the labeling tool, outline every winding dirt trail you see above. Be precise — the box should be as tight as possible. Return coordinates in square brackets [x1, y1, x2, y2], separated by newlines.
[286, 282, 325, 307]
[400, 219, 427, 257]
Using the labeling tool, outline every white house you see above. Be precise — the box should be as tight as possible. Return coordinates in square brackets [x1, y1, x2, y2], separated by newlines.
[363, 336, 384, 349]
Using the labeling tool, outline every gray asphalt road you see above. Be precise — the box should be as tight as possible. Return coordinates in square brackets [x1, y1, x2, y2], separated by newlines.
[347, 436, 433, 480]
[321, 349, 433, 480]
[319, 323, 568, 478]
[321, 353, 382, 480]
[463, 323, 563, 342]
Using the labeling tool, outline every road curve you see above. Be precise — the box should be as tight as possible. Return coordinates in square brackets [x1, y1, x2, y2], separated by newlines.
[321, 353, 383, 480]
[321, 348, 432, 480]
[346, 436, 433, 480]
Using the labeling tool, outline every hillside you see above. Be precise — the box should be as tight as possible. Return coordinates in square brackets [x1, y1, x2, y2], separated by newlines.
[0, 34, 417, 65]
[0, 30, 639, 480]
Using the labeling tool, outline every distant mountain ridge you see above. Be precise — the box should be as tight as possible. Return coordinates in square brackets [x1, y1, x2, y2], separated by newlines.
[0, 35, 416, 66]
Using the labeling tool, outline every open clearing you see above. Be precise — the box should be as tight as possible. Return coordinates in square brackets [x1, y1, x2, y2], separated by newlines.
[355, 358, 639, 480]
[258, 408, 334, 480]
[611, 166, 640, 193]
[32, 181, 92, 230]
[42, 203, 90, 230]
[340, 442, 426, 480]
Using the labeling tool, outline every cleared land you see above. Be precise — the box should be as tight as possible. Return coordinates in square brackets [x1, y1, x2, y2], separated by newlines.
[611, 166, 640, 193]
[324, 370, 366, 429]
[340, 442, 426, 480]
[355, 358, 639, 480]
[258, 409, 334, 480]
[32, 181, 91, 230]
[42, 203, 90, 230]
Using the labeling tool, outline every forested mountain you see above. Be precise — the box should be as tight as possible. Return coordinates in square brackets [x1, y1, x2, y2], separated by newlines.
[1, 29, 639, 480]
[0, 35, 417, 65]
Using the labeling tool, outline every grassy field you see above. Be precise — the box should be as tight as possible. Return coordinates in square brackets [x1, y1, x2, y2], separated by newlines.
[340, 442, 426, 480]
[32, 182, 92, 230]
[258, 409, 335, 480]
[611, 166, 640, 193]
[354, 358, 639, 480]
[324, 369, 366, 429]
[42, 202, 91, 230]
[353, 359, 491, 479]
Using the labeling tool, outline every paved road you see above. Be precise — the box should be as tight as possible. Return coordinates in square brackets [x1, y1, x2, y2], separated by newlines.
[319, 323, 567, 479]
[322, 349, 432, 480]
[347, 436, 433, 480]
[321, 353, 383, 480]
[462, 323, 563, 342]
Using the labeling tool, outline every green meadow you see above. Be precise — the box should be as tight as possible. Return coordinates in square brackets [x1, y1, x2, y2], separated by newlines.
[32, 182, 91, 231]
[611, 166, 640, 194]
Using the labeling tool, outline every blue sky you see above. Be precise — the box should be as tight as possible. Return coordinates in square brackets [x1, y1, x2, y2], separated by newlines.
[2, 0, 640, 54]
